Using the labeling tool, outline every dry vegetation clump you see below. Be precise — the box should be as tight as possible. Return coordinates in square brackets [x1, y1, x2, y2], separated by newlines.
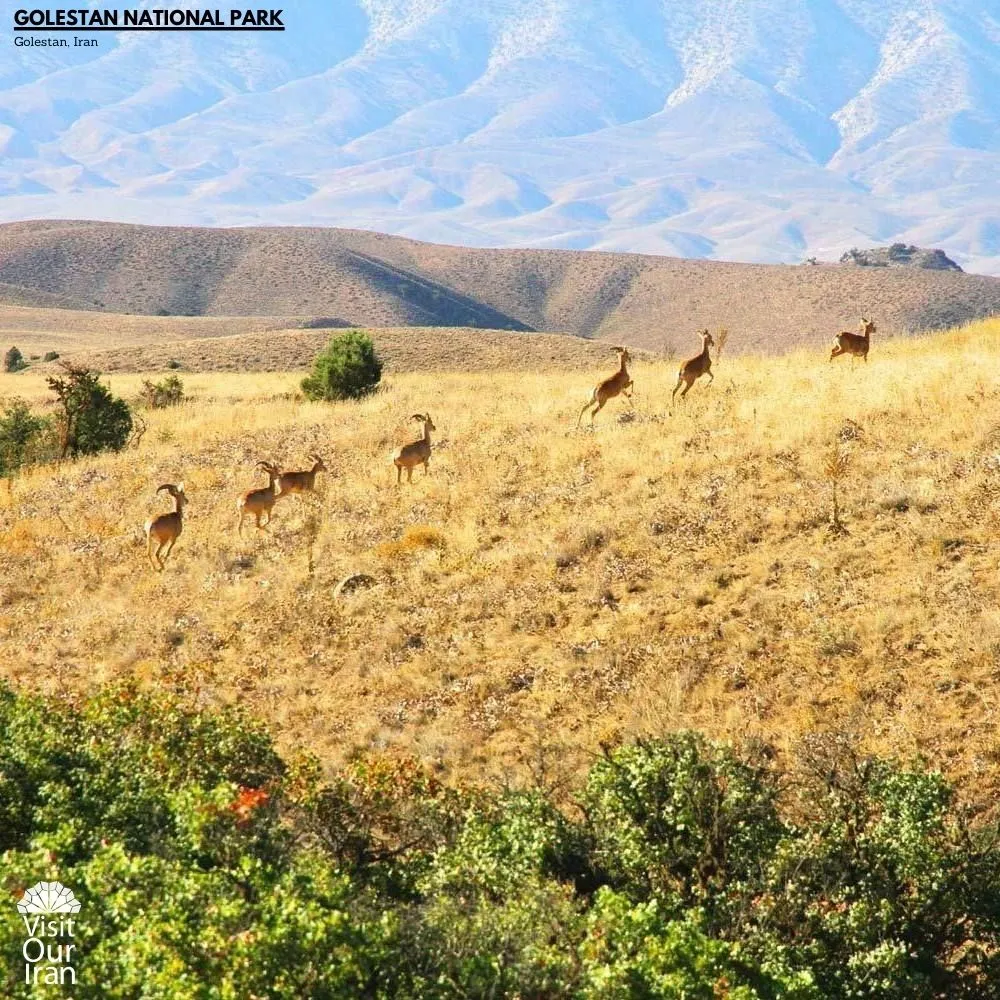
[3, 319, 1000, 797]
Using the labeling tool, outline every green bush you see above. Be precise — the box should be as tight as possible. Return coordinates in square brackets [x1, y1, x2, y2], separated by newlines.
[3, 346, 27, 372]
[2, 688, 1000, 998]
[582, 733, 783, 918]
[42, 351, 60, 362]
[0, 399, 55, 476]
[301, 330, 383, 401]
[139, 374, 185, 409]
[46, 363, 133, 458]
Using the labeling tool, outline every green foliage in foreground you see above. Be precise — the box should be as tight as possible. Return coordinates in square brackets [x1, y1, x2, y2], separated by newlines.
[301, 329, 383, 401]
[2, 687, 1000, 999]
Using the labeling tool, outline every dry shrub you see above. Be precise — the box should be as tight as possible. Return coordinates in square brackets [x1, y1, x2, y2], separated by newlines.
[377, 525, 448, 560]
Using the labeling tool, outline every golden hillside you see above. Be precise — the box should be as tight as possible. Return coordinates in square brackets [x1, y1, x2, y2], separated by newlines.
[2, 320, 1000, 797]
[2, 220, 1000, 353]
[45, 327, 650, 374]
[0, 304, 645, 373]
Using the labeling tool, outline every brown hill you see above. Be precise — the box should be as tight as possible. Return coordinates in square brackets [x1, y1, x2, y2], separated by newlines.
[0, 303, 294, 357]
[29, 325, 652, 375]
[2, 220, 999, 355]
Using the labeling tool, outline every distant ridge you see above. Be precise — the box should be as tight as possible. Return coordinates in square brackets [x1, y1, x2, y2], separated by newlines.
[2, 221, 999, 355]
[3, 0, 998, 273]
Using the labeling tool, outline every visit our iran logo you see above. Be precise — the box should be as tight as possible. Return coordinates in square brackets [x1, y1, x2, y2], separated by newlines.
[16, 881, 81, 987]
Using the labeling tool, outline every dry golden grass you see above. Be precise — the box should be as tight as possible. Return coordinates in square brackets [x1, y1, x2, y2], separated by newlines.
[3, 320, 1000, 796]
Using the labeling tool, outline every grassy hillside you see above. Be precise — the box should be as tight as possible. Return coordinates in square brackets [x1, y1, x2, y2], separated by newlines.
[0, 304, 647, 372]
[3, 221, 1000, 352]
[2, 320, 1000, 797]
[36, 326, 654, 374]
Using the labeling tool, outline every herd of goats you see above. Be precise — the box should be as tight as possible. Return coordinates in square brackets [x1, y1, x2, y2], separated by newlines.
[143, 318, 877, 571]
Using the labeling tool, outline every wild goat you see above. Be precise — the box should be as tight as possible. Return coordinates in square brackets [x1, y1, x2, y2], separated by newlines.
[145, 483, 187, 571]
[672, 329, 716, 401]
[275, 455, 327, 498]
[393, 413, 435, 483]
[577, 346, 633, 426]
[237, 462, 279, 535]
[830, 317, 875, 363]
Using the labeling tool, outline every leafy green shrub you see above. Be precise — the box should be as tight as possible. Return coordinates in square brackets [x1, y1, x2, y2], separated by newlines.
[301, 330, 383, 401]
[42, 351, 60, 362]
[756, 747, 1000, 998]
[139, 374, 185, 409]
[0, 400, 56, 476]
[46, 362, 133, 458]
[2, 689, 1000, 999]
[578, 891, 818, 999]
[582, 733, 783, 919]
[3, 346, 27, 372]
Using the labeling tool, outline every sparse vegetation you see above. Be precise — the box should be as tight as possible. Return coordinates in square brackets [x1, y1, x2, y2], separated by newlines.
[824, 441, 852, 535]
[301, 329, 383, 401]
[42, 350, 59, 362]
[139, 373, 185, 409]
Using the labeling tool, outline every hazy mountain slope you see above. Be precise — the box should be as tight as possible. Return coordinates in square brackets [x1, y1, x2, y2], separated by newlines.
[2, 221, 999, 353]
[0, 1, 998, 272]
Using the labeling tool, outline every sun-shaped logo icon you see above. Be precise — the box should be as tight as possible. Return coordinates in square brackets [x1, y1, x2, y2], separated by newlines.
[16, 882, 81, 915]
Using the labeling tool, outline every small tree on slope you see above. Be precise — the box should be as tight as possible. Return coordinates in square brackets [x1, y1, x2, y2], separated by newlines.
[301, 330, 383, 402]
